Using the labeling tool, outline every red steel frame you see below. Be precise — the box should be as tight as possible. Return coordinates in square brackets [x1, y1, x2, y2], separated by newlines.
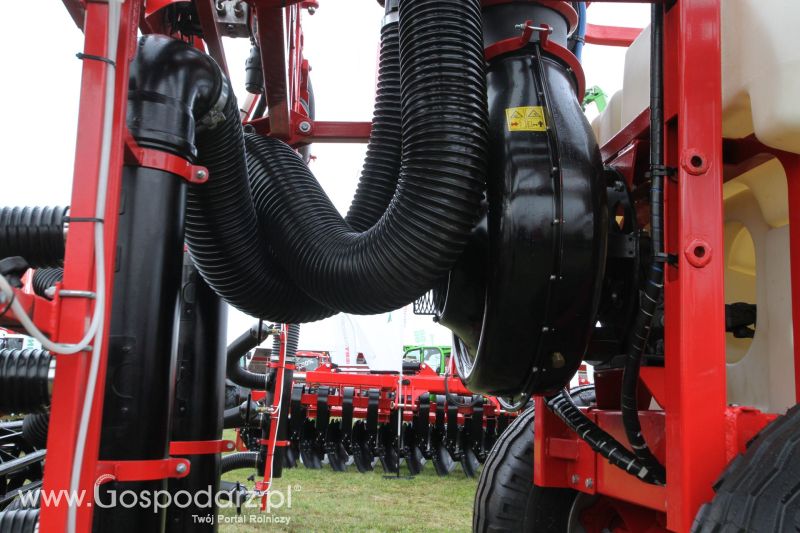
[21, 0, 797, 531]
[534, 2, 790, 532]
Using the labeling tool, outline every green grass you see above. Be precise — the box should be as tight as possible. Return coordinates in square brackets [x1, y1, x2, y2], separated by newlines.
[218, 434, 477, 532]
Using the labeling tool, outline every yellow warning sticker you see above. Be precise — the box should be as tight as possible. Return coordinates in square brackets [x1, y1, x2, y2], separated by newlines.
[505, 106, 547, 132]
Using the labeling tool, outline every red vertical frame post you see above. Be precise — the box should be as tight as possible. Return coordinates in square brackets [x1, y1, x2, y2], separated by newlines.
[779, 153, 800, 402]
[40, 1, 140, 531]
[663, 0, 727, 531]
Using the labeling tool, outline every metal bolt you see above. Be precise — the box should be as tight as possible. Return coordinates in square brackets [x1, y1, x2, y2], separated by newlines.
[298, 121, 312, 133]
[571, 474, 580, 484]
[585, 478, 594, 489]
[226, 441, 235, 451]
[307, 6, 316, 14]
[195, 169, 208, 181]
[176, 463, 188, 474]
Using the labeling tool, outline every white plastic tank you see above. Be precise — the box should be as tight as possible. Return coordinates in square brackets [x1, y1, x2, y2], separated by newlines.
[592, 0, 800, 154]
[589, 1, 800, 412]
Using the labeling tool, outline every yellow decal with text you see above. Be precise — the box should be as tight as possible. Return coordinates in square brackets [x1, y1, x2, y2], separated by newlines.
[505, 106, 547, 132]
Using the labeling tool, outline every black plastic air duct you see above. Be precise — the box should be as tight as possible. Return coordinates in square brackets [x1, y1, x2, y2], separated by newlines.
[0, 509, 39, 532]
[226, 324, 271, 390]
[440, 1, 606, 396]
[167, 257, 228, 533]
[0, 207, 68, 268]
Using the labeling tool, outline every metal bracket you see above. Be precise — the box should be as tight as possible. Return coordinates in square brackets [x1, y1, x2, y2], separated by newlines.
[95, 458, 190, 483]
[125, 139, 210, 184]
[169, 439, 236, 455]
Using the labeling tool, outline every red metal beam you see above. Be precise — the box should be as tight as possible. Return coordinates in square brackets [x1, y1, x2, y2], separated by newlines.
[61, 0, 85, 30]
[256, 5, 291, 140]
[40, 1, 140, 531]
[585, 23, 643, 47]
[194, 0, 230, 79]
[663, 0, 727, 530]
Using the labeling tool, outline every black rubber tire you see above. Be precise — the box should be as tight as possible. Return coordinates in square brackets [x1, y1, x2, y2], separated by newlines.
[692, 404, 800, 533]
[473, 385, 595, 533]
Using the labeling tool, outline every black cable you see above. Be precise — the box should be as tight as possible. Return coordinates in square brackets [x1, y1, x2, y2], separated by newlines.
[619, 2, 667, 485]
[545, 389, 661, 484]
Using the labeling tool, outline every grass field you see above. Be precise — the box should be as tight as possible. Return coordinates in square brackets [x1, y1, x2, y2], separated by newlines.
[218, 456, 478, 532]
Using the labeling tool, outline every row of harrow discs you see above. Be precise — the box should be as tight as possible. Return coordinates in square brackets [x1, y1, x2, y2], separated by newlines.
[235, 363, 518, 478]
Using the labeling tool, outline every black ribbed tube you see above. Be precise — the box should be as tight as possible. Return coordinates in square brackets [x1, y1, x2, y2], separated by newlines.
[243, 0, 487, 313]
[345, 19, 402, 231]
[0, 509, 39, 532]
[0, 349, 52, 414]
[0, 207, 68, 268]
[22, 412, 49, 448]
[220, 452, 258, 473]
[31, 268, 63, 299]
[186, 20, 402, 322]
[620, 2, 667, 485]
[546, 390, 661, 484]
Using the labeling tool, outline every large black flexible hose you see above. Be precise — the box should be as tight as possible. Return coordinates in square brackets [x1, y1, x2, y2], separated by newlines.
[22, 412, 49, 448]
[220, 452, 258, 473]
[0, 349, 52, 414]
[0, 509, 39, 532]
[186, 17, 403, 322]
[131, 0, 485, 320]
[243, 0, 486, 314]
[0, 207, 68, 268]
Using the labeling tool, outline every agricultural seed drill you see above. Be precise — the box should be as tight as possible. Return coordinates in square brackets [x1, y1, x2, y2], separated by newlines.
[1, 0, 800, 532]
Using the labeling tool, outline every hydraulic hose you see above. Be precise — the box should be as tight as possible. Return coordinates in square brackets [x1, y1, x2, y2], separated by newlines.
[220, 452, 258, 474]
[0, 349, 53, 414]
[620, 3, 667, 485]
[0, 207, 68, 268]
[546, 389, 661, 484]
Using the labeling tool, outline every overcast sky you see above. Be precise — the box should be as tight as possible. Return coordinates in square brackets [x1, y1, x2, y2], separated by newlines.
[0, 2, 650, 362]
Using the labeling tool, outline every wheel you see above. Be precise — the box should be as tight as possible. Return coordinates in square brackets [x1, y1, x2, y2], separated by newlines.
[473, 385, 595, 533]
[692, 404, 800, 533]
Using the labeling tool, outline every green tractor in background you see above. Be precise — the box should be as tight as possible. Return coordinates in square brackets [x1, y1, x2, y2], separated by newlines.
[402, 345, 451, 375]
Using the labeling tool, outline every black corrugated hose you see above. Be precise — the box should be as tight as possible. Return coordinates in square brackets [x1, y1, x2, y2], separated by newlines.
[220, 452, 258, 474]
[0, 349, 52, 414]
[31, 267, 63, 299]
[0, 509, 39, 532]
[243, 0, 487, 314]
[0, 207, 68, 268]
[186, 16, 404, 322]
[22, 412, 49, 448]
